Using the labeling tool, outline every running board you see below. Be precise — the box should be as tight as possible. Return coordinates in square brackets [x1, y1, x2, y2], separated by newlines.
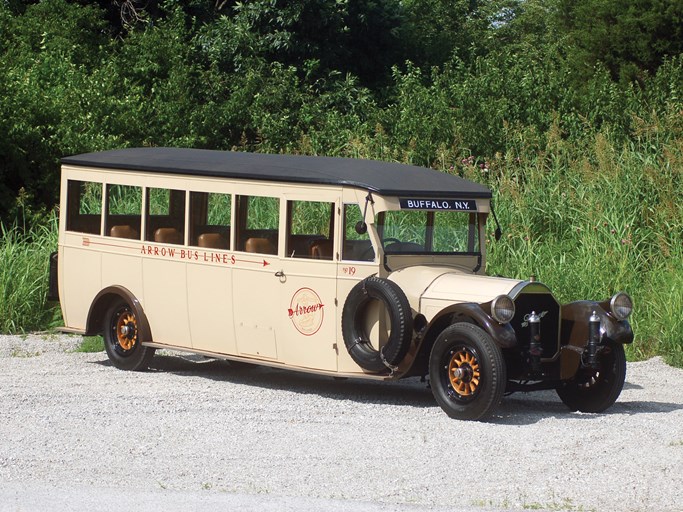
[141, 341, 394, 381]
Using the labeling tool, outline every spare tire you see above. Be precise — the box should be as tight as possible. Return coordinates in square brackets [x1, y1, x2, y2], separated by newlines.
[341, 277, 413, 373]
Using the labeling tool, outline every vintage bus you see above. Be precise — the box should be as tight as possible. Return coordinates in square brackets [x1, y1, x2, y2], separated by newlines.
[51, 147, 634, 420]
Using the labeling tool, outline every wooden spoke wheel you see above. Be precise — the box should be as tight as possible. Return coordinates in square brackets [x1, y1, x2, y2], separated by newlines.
[114, 309, 138, 352]
[103, 298, 155, 371]
[429, 323, 506, 420]
[447, 347, 481, 399]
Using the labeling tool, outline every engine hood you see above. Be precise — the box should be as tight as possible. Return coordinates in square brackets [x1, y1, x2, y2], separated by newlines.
[423, 271, 523, 303]
[388, 266, 522, 316]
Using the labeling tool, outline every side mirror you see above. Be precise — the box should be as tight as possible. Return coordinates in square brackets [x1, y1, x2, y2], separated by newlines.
[355, 221, 367, 235]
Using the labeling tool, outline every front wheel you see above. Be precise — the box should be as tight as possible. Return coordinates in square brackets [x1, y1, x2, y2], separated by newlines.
[103, 299, 155, 371]
[429, 323, 506, 421]
[556, 342, 626, 413]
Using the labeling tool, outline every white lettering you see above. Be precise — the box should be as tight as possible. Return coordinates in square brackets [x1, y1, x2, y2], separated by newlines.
[402, 198, 475, 210]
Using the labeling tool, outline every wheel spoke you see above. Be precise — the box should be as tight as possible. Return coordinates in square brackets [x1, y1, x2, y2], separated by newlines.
[446, 346, 482, 398]
[114, 308, 137, 351]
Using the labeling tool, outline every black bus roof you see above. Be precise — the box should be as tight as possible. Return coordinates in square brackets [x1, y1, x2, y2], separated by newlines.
[62, 147, 492, 199]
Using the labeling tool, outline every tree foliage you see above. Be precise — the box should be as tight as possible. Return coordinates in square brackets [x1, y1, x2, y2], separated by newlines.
[555, 0, 683, 83]
[0, 0, 681, 218]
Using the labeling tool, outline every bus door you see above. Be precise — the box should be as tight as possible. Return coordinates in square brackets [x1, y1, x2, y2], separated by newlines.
[231, 194, 282, 360]
[276, 197, 339, 372]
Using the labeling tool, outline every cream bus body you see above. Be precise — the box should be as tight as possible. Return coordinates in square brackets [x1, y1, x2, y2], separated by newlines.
[53, 148, 634, 420]
[57, 149, 491, 378]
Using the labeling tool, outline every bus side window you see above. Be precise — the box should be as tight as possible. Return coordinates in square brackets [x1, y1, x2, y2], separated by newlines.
[105, 184, 142, 239]
[342, 204, 374, 261]
[189, 191, 231, 249]
[235, 195, 279, 255]
[286, 200, 334, 260]
[66, 180, 102, 235]
[145, 187, 186, 245]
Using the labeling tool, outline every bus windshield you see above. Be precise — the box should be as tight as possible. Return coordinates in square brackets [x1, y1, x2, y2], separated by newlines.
[377, 210, 479, 255]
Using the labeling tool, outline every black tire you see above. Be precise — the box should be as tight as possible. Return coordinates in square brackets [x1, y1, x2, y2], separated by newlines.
[103, 299, 155, 371]
[341, 277, 413, 373]
[429, 323, 506, 421]
[556, 342, 626, 413]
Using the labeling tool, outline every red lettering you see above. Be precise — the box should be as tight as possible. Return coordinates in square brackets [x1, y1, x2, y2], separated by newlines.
[153, 247, 159, 256]
[290, 303, 324, 317]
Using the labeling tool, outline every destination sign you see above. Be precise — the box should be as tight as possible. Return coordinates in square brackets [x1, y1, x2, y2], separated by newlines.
[399, 198, 477, 211]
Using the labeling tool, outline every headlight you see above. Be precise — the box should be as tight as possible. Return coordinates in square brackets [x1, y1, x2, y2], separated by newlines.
[491, 295, 515, 323]
[609, 292, 633, 320]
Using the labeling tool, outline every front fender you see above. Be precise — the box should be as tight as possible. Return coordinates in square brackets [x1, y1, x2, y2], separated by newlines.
[560, 300, 633, 379]
[424, 302, 518, 349]
[402, 302, 517, 378]
[561, 300, 634, 348]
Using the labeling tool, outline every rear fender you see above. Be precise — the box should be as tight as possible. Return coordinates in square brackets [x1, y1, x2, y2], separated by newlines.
[85, 286, 152, 343]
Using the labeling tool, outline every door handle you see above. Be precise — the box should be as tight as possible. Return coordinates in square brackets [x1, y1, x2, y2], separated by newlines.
[274, 270, 285, 277]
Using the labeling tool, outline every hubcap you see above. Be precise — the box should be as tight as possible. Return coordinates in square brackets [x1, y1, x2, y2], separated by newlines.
[577, 369, 601, 389]
[115, 310, 137, 351]
[447, 348, 480, 397]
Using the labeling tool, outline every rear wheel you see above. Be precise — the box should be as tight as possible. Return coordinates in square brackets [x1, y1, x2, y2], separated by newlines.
[103, 299, 155, 371]
[556, 342, 626, 413]
[429, 323, 506, 421]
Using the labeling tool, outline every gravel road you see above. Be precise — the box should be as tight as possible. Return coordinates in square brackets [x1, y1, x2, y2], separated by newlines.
[1, 334, 682, 512]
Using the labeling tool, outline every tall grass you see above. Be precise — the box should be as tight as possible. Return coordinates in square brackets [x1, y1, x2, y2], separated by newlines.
[480, 127, 683, 366]
[2, 126, 681, 367]
[288, 73, 681, 366]
[2, 139, 682, 366]
[0, 214, 61, 332]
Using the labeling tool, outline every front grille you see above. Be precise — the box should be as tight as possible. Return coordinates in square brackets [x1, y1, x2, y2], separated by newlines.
[511, 292, 561, 360]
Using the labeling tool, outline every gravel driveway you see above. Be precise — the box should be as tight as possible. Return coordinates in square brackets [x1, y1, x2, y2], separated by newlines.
[1, 334, 682, 512]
